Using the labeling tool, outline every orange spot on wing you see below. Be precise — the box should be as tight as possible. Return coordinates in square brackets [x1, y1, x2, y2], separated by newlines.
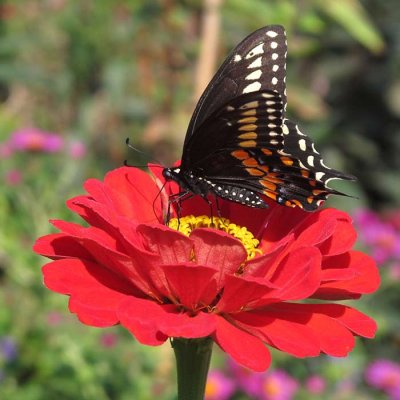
[301, 170, 310, 178]
[231, 150, 248, 160]
[260, 180, 277, 191]
[261, 148, 273, 156]
[238, 132, 257, 140]
[280, 156, 293, 166]
[246, 167, 264, 176]
[240, 140, 257, 148]
[241, 109, 257, 116]
[312, 189, 326, 196]
[291, 199, 303, 208]
[243, 158, 258, 167]
[239, 124, 258, 132]
[307, 196, 314, 204]
[239, 116, 257, 124]
[264, 192, 277, 201]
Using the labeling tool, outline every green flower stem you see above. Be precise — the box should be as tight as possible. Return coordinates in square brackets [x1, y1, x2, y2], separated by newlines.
[172, 337, 214, 400]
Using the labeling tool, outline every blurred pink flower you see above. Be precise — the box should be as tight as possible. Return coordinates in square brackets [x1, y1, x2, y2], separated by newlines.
[100, 332, 118, 348]
[389, 263, 400, 280]
[228, 359, 265, 397]
[4, 169, 22, 186]
[354, 209, 400, 264]
[260, 370, 299, 400]
[0, 142, 13, 158]
[305, 375, 326, 394]
[205, 370, 235, 400]
[9, 128, 64, 153]
[46, 312, 63, 326]
[365, 359, 400, 399]
[68, 140, 86, 159]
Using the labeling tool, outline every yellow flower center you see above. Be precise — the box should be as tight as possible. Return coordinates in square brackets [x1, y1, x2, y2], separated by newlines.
[168, 215, 262, 260]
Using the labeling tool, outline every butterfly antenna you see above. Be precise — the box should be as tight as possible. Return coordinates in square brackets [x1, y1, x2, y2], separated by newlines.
[124, 137, 164, 167]
[153, 180, 168, 225]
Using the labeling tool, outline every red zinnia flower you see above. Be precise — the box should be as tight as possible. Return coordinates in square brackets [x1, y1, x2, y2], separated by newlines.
[33, 166, 379, 372]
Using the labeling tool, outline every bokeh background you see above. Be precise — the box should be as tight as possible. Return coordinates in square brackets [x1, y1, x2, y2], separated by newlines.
[1, 0, 400, 399]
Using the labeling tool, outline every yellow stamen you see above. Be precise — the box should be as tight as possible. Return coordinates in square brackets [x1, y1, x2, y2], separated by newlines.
[168, 215, 262, 260]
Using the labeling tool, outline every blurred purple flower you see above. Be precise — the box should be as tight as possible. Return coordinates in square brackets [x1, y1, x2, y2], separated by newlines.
[305, 375, 326, 394]
[0, 337, 18, 362]
[365, 359, 400, 399]
[205, 370, 235, 400]
[100, 332, 118, 348]
[68, 140, 86, 159]
[228, 358, 265, 397]
[389, 263, 400, 280]
[354, 209, 400, 264]
[4, 169, 22, 186]
[260, 370, 299, 400]
[46, 312, 63, 326]
[0, 142, 13, 158]
[9, 128, 64, 153]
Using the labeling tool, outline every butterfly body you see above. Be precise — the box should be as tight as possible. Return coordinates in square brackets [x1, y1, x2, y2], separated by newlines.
[163, 25, 355, 212]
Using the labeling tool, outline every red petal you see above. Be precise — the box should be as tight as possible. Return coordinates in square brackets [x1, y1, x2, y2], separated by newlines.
[217, 275, 276, 313]
[267, 303, 357, 356]
[51, 220, 156, 296]
[214, 317, 271, 371]
[118, 297, 216, 343]
[33, 233, 94, 261]
[300, 303, 377, 338]
[43, 259, 132, 327]
[267, 247, 321, 301]
[233, 311, 320, 357]
[161, 264, 218, 308]
[316, 251, 380, 299]
[86, 167, 161, 223]
[295, 209, 341, 247]
[318, 215, 357, 255]
[137, 224, 193, 264]
[190, 228, 247, 287]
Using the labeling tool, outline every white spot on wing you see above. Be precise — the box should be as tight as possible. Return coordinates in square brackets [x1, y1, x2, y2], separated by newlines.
[307, 155, 315, 167]
[321, 159, 332, 169]
[311, 142, 320, 154]
[234, 54, 242, 62]
[270, 41, 278, 49]
[282, 124, 289, 135]
[261, 92, 274, 98]
[245, 43, 264, 59]
[271, 77, 278, 85]
[266, 30, 278, 38]
[248, 57, 262, 69]
[299, 160, 308, 169]
[245, 69, 262, 80]
[272, 53, 279, 60]
[295, 125, 306, 136]
[299, 139, 306, 151]
[316, 172, 325, 181]
[272, 64, 279, 72]
[243, 81, 261, 94]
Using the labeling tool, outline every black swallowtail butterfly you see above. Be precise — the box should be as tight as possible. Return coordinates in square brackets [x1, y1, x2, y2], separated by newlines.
[162, 25, 355, 211]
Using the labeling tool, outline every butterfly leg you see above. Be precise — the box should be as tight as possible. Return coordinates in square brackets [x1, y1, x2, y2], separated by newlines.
[165, 191, 195, 226]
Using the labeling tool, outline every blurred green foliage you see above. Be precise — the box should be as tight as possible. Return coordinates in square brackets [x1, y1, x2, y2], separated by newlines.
[0, 0, 399, 399]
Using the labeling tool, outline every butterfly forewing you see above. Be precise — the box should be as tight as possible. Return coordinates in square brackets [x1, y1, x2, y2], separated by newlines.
[184, 25, 287, 147]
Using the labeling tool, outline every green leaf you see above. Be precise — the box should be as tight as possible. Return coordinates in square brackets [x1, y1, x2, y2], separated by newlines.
[315, 0, 385, 54]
